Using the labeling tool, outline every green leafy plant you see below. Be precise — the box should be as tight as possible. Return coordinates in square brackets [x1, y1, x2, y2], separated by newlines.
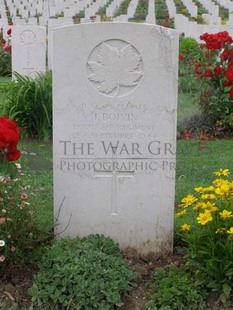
[146, 265, 206, 309]
[179, 36, 199, 55]
[175, 168, 233, 304]
[1, 71, 52, 141]
[28, 235, 136, 309]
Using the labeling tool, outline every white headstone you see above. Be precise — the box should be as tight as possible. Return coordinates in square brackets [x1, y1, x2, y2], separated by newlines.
[12, 25, 46, 78]
[53, 23, 178, 255]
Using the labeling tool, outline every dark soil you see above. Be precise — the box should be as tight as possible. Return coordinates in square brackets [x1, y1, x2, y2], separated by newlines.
[0, 247, 232, 309]
[0, 246, 186, 309]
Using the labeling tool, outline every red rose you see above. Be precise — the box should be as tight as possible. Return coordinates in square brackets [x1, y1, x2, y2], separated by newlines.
[5, 45, 11, 52]
[200, 31, 233, 51]
[214, 65, 224, 77]
[203, 69, 213, 77]
[179, 54, 184, 61]
[5, 148, 20, 162]
[220, 50, 229, 61]
[226, 66, 233, 83]
[224, 80, 233, 86]
[0, 117, 20, 162]
[195, 63, 202, 75]
[7, 28, 11, 35]
[184, 133, 192, 139]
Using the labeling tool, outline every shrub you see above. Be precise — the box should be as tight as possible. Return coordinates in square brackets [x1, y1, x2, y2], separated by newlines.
[181, 31, 233, 130]
[0, 29, 12, 77]
[146, 265, 206, 309]
[0, 118, 52, 269]
[175, 168, 233, 304]
[28, 235, 136, 309]
[0, 173, 52, 269]
[179, 36, 199, 55]
[1, 71, 52, 141]
[178, 36, 200, 93]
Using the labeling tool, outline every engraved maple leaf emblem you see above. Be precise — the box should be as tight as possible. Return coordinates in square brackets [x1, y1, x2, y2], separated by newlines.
[87, 42, 143, 96]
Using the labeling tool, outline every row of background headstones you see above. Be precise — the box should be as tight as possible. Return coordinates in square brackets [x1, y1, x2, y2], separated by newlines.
[1, 0, 233, 29]
[4, 0, 233, 78]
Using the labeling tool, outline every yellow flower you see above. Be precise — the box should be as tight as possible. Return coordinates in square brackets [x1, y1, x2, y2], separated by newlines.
[202, 202, 218, 212]
[193, 201, 204, 211]
[194, 187, 204, 193]
[215, 184, 230, 196]
[216, 227, 225, 234]
[214, 169, 229, 177]
[197, 211, 213, 225]
[213, 178, 225, 187]
[175, 209, 187, 218]
[180, 223, 191, 231]
[226, 227, 233, 236]
[181, 194, 197, 207]
[201, 194, 216, 200]
[203, 186, 215, 192]
[219, 210, 233, 219]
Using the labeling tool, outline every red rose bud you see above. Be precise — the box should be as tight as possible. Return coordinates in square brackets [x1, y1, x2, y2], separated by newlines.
[203, 69, 213, 77]
[7, 28, 11, 35]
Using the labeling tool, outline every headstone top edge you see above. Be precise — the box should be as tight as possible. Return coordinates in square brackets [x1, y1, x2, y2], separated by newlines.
[52, 22, 179, 36]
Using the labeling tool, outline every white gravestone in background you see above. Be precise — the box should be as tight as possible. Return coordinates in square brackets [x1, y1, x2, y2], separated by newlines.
[12, 25, 46, 79]
[53, 23, 178, 255]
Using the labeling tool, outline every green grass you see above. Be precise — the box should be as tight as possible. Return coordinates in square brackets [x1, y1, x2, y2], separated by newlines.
[176, 139, 233, 202]
[18, 140, 53, 231]
[177, 91, 199, 122]
[0, 76, 10, 104]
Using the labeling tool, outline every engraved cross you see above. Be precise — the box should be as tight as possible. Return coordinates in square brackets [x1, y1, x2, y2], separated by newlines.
[94, 154, 134, 215]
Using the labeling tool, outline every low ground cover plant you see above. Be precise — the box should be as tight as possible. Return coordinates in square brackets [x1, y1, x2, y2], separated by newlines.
[176, 168, 233, 304]
[0, 71, 52, 141]
[28, 235, 136, 309]
[146, 265, 206, 309]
